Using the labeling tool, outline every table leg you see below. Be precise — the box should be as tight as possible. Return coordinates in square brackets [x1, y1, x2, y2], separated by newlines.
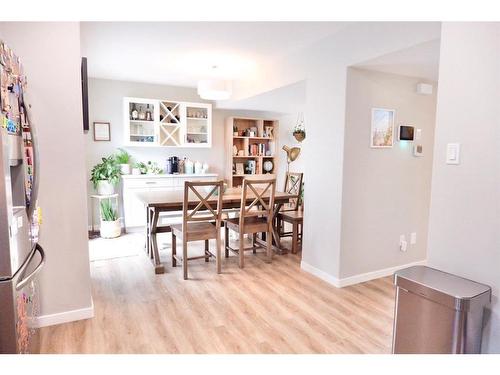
[145, 207, 151, 256]
[149, 208, 165, 274]
[271, 203, 287, 254]
[292, 221, 299, 254]
[255, 202, 288, 255]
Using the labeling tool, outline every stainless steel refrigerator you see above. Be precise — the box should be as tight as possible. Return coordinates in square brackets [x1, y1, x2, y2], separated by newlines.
[0, 41, 45, 354]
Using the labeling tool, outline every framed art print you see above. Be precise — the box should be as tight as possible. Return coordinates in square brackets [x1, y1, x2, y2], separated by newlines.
[370, 108, 395, 148]
[93, 121, 111, 141]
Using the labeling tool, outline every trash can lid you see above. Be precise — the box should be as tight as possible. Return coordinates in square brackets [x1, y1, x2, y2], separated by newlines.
[394, 266, 491, 311]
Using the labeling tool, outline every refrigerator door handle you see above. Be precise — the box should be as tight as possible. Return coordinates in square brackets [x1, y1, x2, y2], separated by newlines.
[15, 243, 45, 291]
[24, 101, 40, 219]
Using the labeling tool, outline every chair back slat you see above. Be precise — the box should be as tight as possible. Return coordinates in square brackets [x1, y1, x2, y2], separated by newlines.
[183, 180, 224, 231]
[239, 178, 276, 227]
[283, 172, 303, 210]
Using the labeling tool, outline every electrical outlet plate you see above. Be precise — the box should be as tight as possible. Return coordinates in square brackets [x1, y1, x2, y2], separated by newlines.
[410, 232, 417, 245]
[399, 235, 407, 252]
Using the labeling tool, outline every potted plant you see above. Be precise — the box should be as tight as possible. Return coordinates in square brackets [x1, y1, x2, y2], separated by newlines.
[134, 161, 148, 175]
[90, 156, 121, 195]
[146, 161, 163, 175]
[99, 199, 121, 238]
[293, 113, 306, 142]
[115, 148, 131, 175]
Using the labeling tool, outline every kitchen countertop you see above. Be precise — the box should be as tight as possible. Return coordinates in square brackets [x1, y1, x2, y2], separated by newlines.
[121, 173, 218, 179]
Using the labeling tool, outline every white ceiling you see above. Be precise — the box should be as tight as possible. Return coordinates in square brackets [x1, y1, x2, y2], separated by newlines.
[218, 80, 306, 114]
[80, 22, 347, 87]
[354, 39, 441, 81]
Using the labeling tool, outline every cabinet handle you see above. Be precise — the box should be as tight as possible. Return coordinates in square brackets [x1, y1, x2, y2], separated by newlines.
[145, 181, 157, 184]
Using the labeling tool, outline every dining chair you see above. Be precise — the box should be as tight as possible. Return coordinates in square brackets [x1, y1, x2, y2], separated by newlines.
[171, 180, 224, 279]
[277, 172, 304, 254]
[223, 178, 276, 268]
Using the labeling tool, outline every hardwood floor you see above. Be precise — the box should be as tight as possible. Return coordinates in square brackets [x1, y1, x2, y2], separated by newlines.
[39, 234, 396, 354]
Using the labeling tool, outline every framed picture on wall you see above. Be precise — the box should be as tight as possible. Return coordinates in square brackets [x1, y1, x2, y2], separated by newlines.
[93, 121, 111, 141]
[370, 108, 395, 148]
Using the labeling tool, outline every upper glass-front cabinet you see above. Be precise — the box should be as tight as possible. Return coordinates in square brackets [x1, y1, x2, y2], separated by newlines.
[123, 97, 212, 148]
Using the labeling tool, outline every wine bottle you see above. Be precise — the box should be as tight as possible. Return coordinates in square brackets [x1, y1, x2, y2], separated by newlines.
[131, 104, 138, 120]
[138, 106, 146, 120]
[146, 104, 152, 121]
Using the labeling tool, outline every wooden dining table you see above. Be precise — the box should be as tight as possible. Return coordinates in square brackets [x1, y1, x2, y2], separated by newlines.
[134, 187, 297, 274]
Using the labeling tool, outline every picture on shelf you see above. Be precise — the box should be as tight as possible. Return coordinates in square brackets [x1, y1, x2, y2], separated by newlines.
[235, 163, 244, 175]
[370, 108, 394, 148]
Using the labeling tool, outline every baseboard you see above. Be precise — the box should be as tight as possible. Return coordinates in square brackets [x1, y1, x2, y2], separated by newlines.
[300, 259, 427, 288]
[300, 261, 342, 287]
[34, 298, 94, 328]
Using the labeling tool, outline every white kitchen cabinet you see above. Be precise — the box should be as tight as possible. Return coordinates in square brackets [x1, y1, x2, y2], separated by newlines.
[124, 97, 212, 148]
[121, 174, 218, 230]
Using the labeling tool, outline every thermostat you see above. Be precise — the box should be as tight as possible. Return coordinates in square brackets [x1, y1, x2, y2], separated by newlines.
[399, 125, 415, 141]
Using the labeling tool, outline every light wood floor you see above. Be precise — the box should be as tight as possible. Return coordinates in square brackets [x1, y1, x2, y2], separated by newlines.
[40, 234, 396, 354]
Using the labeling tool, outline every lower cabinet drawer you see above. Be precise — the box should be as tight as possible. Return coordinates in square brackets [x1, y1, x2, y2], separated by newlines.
[123, 178, 175, 189]
[122, 175, 218, 229]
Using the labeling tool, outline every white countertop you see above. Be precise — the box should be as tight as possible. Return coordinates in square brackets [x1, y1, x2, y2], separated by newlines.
[122, 173, 218, 179]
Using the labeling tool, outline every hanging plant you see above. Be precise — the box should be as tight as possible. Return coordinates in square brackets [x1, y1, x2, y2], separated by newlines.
[293, 112, 305, 142]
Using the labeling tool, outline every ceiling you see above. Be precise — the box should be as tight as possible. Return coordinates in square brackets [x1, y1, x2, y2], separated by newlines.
[80, 22, 347, 87]
[217, 80, 305, 114]
[354, 39, 441, 81]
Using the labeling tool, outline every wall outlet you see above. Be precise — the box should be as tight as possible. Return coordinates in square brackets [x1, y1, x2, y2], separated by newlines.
[410, 232, 417, 245]
[399, 235, 407, 252]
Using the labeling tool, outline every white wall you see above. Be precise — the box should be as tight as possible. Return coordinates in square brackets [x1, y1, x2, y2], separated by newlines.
[427, 22, 500, 353]
[0, 23, 93, 322]
[340, 68, 436, 279]
[85, 78, 293, 226]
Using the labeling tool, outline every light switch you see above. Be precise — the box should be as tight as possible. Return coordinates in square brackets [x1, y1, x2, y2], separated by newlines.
[446, 143, 460, 165]
[410, 232, 417, 245]
[415, 129, 422, 140]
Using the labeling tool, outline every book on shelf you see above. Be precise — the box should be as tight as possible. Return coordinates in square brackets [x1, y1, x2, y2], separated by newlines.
[247, 143, 271, 156]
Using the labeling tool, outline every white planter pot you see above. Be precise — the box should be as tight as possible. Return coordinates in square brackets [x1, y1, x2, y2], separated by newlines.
[97, 180, 115, 195]
[131, 168, 141, 175]
[120, 164, 131, 175]
[100, 219, 121, 239]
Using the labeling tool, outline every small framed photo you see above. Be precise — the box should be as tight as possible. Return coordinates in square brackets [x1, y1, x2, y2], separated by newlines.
[235, 163, 244, 175]
[370, 108, 395, 148]
[93, 122, 110, 141]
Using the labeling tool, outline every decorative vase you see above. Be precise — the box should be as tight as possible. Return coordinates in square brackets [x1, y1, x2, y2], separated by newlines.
[100, 219, 121, 239]
[97, 180, 115, 195]
[131, 168, 141, 175]
[120, 164, 130, 175]
[293, 131, 305, 142]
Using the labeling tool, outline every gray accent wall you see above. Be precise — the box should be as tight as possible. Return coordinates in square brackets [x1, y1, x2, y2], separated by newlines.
[340, 68, 437, 279]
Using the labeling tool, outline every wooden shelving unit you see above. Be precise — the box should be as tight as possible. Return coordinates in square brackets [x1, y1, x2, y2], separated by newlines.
[225, 117, 279, 187]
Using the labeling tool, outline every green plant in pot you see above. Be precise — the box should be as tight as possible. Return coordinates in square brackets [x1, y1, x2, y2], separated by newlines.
[99, 199, 120, 238]
[90, 156, 121, 195]
[115, 148, 132, 175]
[293, 112, 306, 142]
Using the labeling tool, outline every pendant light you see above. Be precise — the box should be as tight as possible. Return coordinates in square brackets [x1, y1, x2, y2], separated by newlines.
[197, 66, 232, 100]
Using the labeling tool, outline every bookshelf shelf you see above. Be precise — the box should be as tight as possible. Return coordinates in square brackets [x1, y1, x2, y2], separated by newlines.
[225, 116, 279, 188]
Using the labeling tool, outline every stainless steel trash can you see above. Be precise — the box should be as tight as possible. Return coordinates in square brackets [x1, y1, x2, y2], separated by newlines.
[392, 266, 491, 354]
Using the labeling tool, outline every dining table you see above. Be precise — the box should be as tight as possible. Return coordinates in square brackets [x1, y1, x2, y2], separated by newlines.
[134, 187, 298, 274]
